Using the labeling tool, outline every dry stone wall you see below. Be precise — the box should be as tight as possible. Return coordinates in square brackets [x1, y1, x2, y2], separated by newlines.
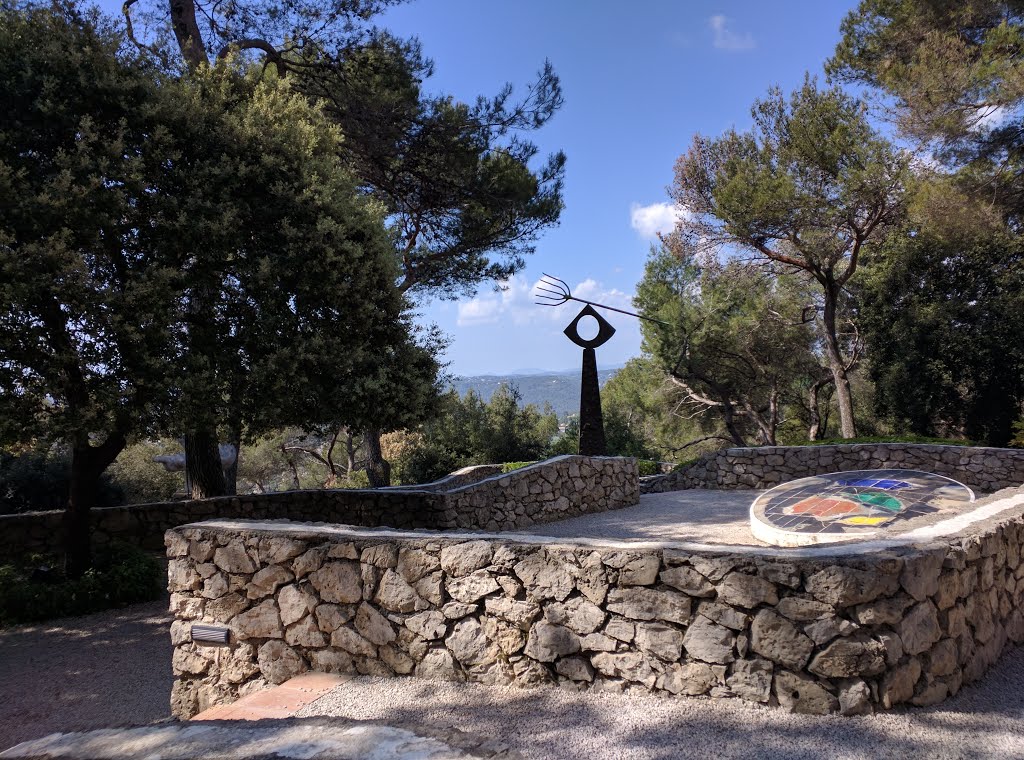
[642, 444, 1024, 494]
[382, 464, 505, 493]
[167, 489, 1024, 718]
[0, 456, 637, 561]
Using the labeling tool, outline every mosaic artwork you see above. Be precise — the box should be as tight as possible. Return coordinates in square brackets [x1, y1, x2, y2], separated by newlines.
[750, 469, 975, 544]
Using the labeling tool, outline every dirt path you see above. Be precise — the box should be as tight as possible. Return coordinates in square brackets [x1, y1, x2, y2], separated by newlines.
[0, 600, 172, 751]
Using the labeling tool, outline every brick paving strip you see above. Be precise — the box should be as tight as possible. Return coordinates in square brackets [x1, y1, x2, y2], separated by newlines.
[190, 672, 352, 721]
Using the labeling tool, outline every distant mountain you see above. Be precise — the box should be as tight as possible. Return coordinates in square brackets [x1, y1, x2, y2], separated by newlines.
[449, 367, 620, 419]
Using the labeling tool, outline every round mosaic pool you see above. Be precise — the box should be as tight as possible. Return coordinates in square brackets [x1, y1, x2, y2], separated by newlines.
[749, 469, 976, 547]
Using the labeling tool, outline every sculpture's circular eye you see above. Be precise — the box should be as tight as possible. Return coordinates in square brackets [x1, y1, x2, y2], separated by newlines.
[564, 304, 616, 349]
[576, 315, 600, 341]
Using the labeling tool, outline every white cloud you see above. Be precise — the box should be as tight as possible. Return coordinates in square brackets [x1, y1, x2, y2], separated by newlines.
[630, 202, 688, 239]
[709, 14, 755, 51]
[456, 275, 634, 328]
[973, 105, 1011, 132]
[456, 297, 501, 326]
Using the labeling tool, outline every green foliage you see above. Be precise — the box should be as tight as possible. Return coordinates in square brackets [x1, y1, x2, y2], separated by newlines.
[671, 457, 702, 471]
[0, 449, 74, 514]
[829, 0, 1024, 238]
[300, 43, 566, 299]
[830, 2, 1024, 152]
[545, 418, 579, 457]
[637, 460, 661, 477]
[636, 251, 823, 447]
[335, 470, 371, 490]
[1011, 419, 1024, 448]
[667, 78, 908, 438]
[501, 461, 536, 473]
[106, 441, 182, 504]
[0, 6, 435, 568]
[826, 1, 1024, 448]
[0, 449, 123, 515]
[601, 358, 692, 459]
[0, 6, 178, 451]
[150, 64, 423, 441]
[392, 385, 560, 484]
[0, 543, 163, 627]
[119, 0, 566, 302]
[859, 226, 1024, 446]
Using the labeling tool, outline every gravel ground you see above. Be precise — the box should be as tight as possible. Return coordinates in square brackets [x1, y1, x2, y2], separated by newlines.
[297, 646, 1024, 760]
[0, 600, 173, 752]
[510, 490, 768, 545]
[2, 597, 1023, 759]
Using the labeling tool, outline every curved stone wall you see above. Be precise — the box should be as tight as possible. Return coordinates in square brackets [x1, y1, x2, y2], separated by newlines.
[381, 464, 505, 493]
[166, 484, 1024, 718]
[641, 444, 1024, 494]
[0, 456, 637, 561]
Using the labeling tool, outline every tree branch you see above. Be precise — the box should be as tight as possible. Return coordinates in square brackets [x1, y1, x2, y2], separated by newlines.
[216, 38, 284, 69]
[122, 0, 163, 56]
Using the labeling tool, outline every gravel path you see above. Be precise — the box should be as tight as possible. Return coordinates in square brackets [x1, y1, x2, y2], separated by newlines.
[0, 600, 173, 751]
[510, 490, 768, 545]
[2, 598, 1023, 758]
[297, 646, 1024, 760]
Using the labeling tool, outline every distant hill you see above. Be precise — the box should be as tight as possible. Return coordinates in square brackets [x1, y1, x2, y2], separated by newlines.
[449, 368, 620, 419]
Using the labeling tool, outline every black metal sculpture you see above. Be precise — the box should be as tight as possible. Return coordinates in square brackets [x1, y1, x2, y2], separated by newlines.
[562, 304, 615, 455]
[536, 274, 664, 456]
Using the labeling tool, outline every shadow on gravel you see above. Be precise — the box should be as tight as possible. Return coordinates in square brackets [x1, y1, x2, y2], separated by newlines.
[0, 599, 173, 752]
[302, 645, 1024, 760]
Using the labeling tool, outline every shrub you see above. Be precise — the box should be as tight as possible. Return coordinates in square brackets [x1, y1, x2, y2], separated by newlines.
[501, 461, 535, 473]
[637, 459, 660, 476]
[0, 449, 123, 515]
[1011, 419, 1024, 448]
[671, 457, 702, 471]
[106, 441, 181, 504]
[0, 543, 164, 627]
[335, 470, 371, 489]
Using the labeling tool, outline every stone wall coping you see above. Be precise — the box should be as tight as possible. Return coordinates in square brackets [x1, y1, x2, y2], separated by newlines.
[180, 484, 1024, 560]
[6, 454, 628, 522]
[379, 464, 504, 493]
[440, 455, 633, 496]
[721, 443, 1021, 454]
[643, 442, 1024, 495]
[1, 454, 638, 561]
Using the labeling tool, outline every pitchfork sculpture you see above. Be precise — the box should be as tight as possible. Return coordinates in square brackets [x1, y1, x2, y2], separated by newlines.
[534, 274, 667, 324]
[535, 274, 666, 456]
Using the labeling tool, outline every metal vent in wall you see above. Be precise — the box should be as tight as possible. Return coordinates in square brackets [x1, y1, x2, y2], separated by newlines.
[191, 624, 230, 645]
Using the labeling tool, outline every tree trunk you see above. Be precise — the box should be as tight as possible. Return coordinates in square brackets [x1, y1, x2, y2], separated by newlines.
[222, 423, 240, 496]
[740, 400, 775, 446]
[65, 433, 126, 578]
[721, 402, 747, 447]
[168, 0, 209, 70]
[223, 440, 239, 496]
[184, 430, 227, 498]
[821, 285, 857, 438]
[807, 376, 833, 441]
[364, 427, 391, 487]
[344, 429, 357, 477]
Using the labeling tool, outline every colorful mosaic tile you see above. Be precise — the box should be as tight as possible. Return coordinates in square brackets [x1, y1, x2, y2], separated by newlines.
[750, 469, 975, 542]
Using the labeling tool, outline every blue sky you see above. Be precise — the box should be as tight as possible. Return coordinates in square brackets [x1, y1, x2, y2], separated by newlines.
[377, 1, 858, 375]
[96, 0, 859, 376]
